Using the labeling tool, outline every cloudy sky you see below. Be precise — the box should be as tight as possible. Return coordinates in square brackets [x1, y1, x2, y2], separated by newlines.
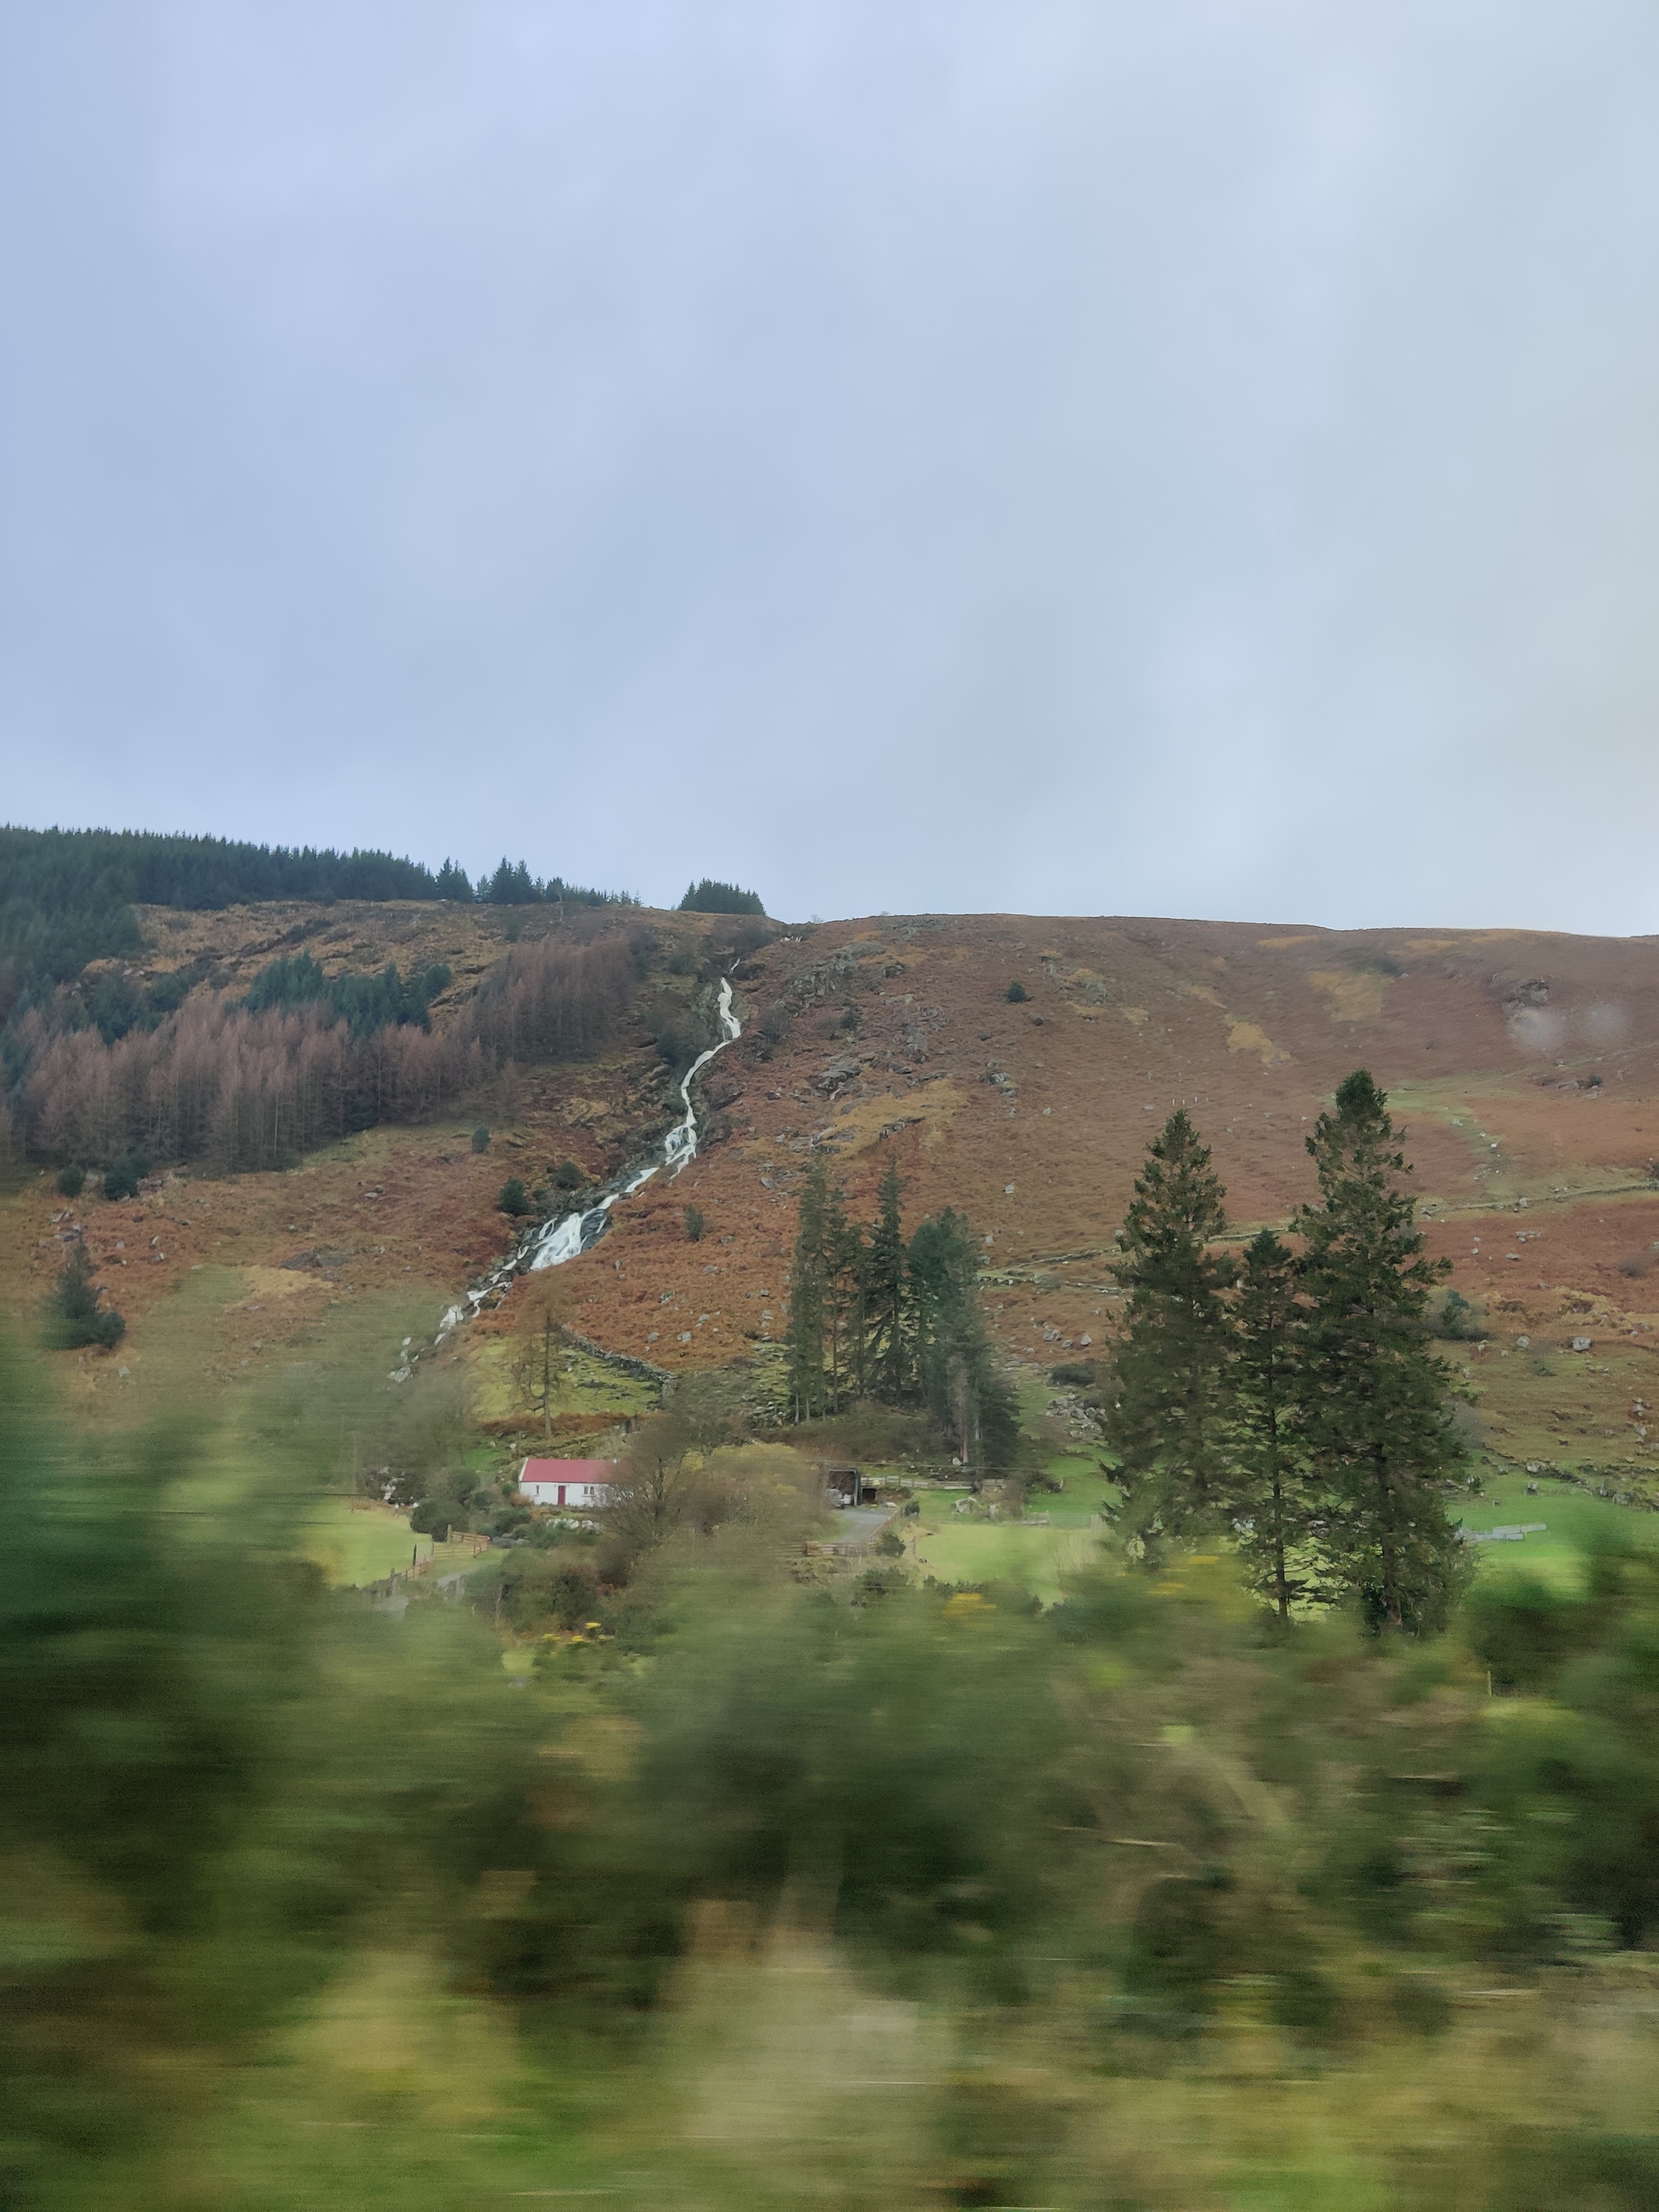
[3, 2, 1658, 929]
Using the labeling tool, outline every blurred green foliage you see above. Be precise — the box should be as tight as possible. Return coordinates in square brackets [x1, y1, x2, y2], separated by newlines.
[5, 1332, 1659, 2209]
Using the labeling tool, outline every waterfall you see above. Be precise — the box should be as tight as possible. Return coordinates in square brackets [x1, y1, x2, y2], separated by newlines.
[399, 974, 743, 1377]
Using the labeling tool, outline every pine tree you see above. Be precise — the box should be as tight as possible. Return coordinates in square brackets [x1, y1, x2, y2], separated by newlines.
[1103, 1109, 1235, 1549]
[45, 1246, 125, 1350]
[486, 858, 539, 906]
[1229, 1230, 1312, 1623]
[786, 1155, 832, 1421]
[827, 1201, 868, 1406]
[865, 1152, 910, 1400]
[1298, 1071, 1467, 1633]
[908, 1210, 1013, 1468]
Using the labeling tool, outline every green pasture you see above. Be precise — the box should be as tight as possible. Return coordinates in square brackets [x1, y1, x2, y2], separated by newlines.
[1457, 1466, 1659, 1591]
[1040, 1452, 1118, 1524]
[909, 1519, 1102, 1602]
[305, 1498, 480, 1588]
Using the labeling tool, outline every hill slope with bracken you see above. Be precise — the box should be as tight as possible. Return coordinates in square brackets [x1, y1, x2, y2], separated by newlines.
[626, 914, 1659, 1374]
[10, 903, 1659, 1474]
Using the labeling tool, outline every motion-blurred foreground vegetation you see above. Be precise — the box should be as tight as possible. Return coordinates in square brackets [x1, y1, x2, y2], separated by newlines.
[5, 1334, 1659, 2210]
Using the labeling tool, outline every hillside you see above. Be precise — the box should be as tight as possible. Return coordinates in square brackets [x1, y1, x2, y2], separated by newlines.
[9, 903, 1659, 1481]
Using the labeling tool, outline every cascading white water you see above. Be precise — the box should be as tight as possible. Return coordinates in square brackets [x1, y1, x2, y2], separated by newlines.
[405, 974, 743, 1374]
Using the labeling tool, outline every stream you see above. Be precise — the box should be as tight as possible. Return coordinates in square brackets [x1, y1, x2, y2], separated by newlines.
[393, 975, 742, 1379]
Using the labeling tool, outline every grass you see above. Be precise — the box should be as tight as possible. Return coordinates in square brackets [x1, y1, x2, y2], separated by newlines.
[898, 1451, 1116, 1602]
[1040, 1451, 1118, 1525]
[305, 1498, 483, 1588]
[464, 1332, 659, 1427]
[909, 1520, 1101, 1602]
[1457, 1465, 1659, 1591]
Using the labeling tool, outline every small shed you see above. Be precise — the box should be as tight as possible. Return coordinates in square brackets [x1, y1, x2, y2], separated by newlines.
[518, 1457, 616, 1510]
[817, 1462, 865, 1508]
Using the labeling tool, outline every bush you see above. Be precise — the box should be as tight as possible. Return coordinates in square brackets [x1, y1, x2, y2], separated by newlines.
[102, 1158, 141, 1203]
[553, 1158, 583, 1191]
[410, 1470, 481, 1541]
[1005, 981, 1030, 1003]
[1437, 1289, 1481, 1340]
[471, 1126, 491, 1153]
[756, 1001, 792, 1059]
[1049, 1361, 1098, 1387]
[723, 917, 774, 957]
[44, 1247, 125, 1349]
[55, 1165, 84, 1199]
[498, 1177, 531, 1218]
[684, 1207, 705, 1242]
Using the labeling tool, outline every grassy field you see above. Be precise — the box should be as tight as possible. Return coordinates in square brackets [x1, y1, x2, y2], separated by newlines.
[897, 1451, 1119, 1602]
[1457, 1464, 1659, 1590]
[908, 1520, 1101, 1601]
[304, 1498, 484, 1588]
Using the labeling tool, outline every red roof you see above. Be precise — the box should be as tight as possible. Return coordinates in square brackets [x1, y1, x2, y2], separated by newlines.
[519, 1457, 616, 1482]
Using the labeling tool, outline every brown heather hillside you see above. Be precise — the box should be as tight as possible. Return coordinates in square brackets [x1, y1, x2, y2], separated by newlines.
[11, 903, 1659, 1472]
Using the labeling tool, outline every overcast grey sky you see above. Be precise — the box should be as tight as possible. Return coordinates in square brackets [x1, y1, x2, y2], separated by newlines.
[3, 2, 1658, 928]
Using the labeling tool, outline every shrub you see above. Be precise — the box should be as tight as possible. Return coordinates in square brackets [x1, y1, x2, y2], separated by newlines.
[1049, 1361, 1097, 1387]
[1005, 981, 1030, 1002]
[411, 1470, 480, 1541]
[724, 918, 774, 957]
[498, 1177, 531, 1217]
[55, 1165, 84, 1199]
[553, 1158, 583, 1191]
[44, 1247, 125, 1349]
[684, 1207, 705, 1242]
[1437, 1289, 1481, 1339]
[471, 1126, 491, 1153]
[102, 1158, 141, 1203]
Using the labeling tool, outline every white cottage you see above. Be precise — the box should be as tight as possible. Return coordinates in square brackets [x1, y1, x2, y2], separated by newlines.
[518, 1457, 617, 1511]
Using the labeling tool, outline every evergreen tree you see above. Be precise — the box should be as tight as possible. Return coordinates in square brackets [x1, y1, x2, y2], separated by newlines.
[1103, 1109, 1235, 1549]
[44, 1247, 125, 1350]
[678, 878, 765, 915]
[786, 1155, 833, 1421]
[435, 858, 473, 901]
[486, 858, 539, 906]
[825, 1189, 867, 1406]
[1298, 1071, 1467, 1633]
[865, 1152, 910, 1400]
[1229, 1230, 1311, 1623]
[907, 1210, 1013, 1468]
